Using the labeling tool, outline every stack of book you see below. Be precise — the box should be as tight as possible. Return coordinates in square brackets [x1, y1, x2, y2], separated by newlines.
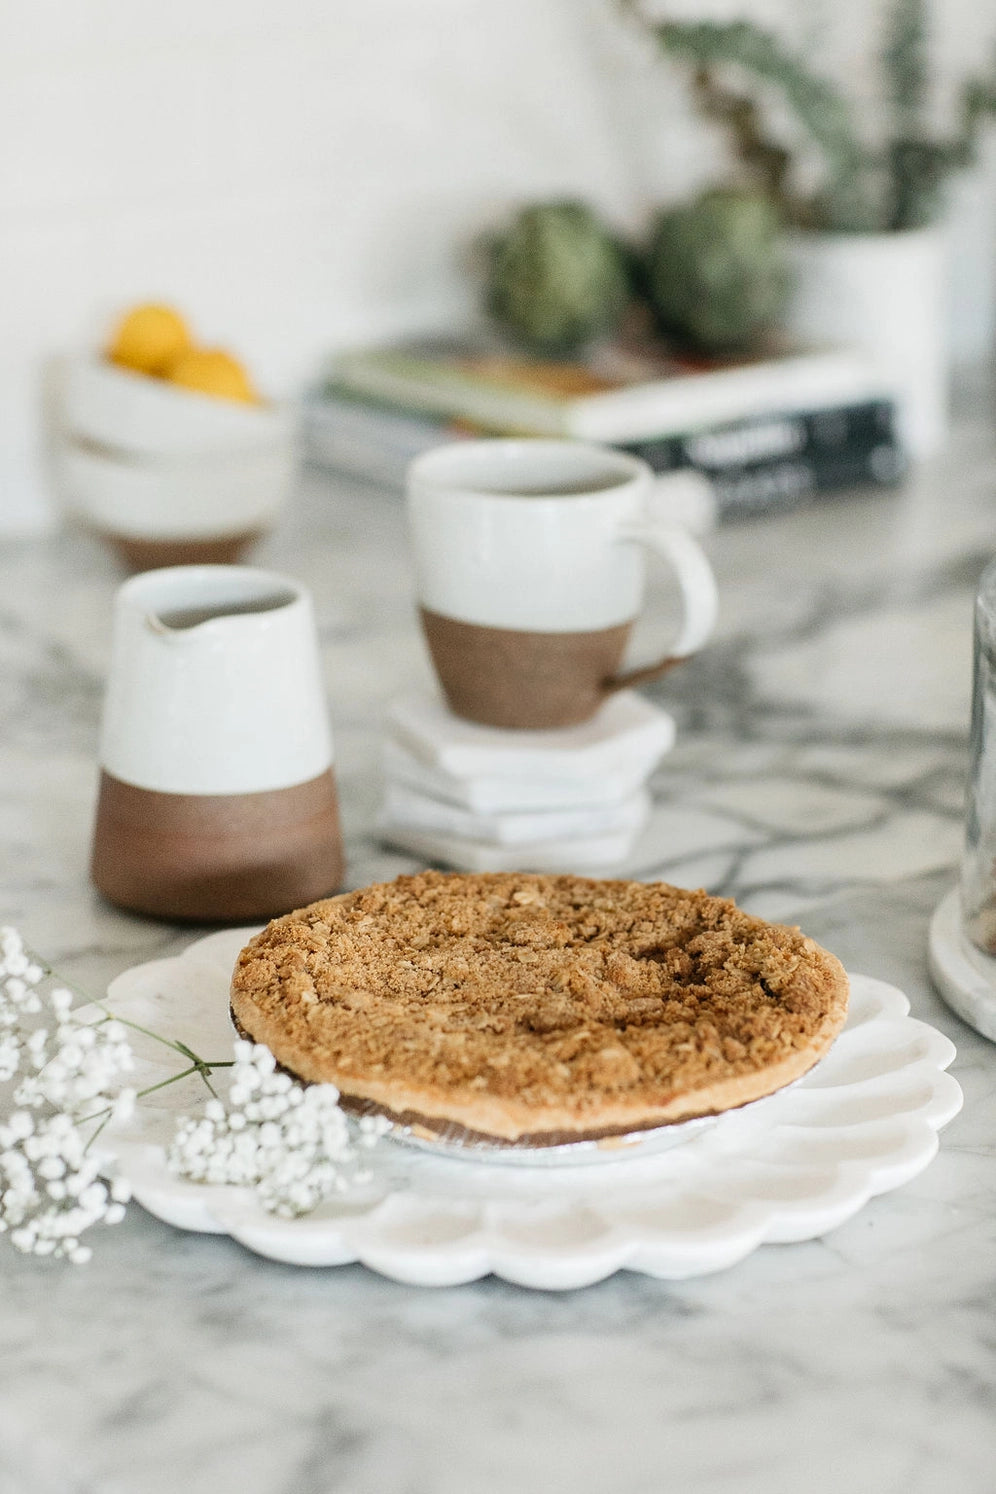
[378, 692, 676, 873]
[305, 336, 905, 518]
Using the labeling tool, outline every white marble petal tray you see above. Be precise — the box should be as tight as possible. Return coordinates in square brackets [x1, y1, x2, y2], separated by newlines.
[98, 929, 963, 1290]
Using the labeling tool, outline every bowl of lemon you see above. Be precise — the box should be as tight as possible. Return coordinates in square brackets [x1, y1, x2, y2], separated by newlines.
[58, 304, 298, 570]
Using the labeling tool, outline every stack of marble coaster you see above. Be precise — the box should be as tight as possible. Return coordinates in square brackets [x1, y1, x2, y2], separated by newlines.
[377, 692, 675, 873]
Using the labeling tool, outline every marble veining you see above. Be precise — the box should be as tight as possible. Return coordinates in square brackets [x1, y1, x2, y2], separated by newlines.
[1, 379, 995, 1491]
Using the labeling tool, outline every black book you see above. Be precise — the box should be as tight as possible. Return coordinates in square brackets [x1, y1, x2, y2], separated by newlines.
[305, 390, 904, 517]
[622, 400, 904, 517]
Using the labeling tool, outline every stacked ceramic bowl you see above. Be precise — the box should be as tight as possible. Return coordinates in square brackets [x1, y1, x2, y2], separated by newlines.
[378, 691, 675, 872]
[56, 357, 298, 570]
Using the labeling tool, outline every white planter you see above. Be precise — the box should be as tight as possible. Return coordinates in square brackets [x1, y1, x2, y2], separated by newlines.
[784, 227, 948, 459]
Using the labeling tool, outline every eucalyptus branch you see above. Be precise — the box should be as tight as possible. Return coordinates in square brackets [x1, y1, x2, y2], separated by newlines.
[961, 68, 996, 154]
[883, 0, 928, 138]
[630, 4, 996, 233]
[691, 65, 792, 209]
[651, 20, 868, 192]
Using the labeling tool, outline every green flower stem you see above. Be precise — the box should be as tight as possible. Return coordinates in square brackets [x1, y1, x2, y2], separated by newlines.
[81, 1060, 236, 1152]
[136, 1063, 201, 1098]
[29, 950, 236, 1139]
[33, 953, 216, 1063]
[95, 1006, 192, 1055]
[169, 1040, 232, 1099]
[94, 1011, 235, 1098]
[84, 1111, 113, 1153]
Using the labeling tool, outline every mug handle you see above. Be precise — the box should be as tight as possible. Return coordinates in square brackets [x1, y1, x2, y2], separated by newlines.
[603, 521, 719, 693]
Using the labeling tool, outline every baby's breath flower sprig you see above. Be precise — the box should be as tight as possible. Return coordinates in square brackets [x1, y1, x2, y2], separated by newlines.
[18, 948, 237, 1130]
[27, 956, 237, 1102]
[0, 926, 136, 1263]
[167, 1042, 390, 1219]
[0, 926, 389, 1259]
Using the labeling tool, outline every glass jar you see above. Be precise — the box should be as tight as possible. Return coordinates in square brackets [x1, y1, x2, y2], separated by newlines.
[961, 558, 996, 954]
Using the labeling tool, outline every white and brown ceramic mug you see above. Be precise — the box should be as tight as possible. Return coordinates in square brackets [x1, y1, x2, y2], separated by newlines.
[90, 565, 344, 921]
[406, 439, 718, 729]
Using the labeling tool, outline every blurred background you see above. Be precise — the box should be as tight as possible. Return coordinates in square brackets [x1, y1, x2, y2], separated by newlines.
[3, 0, 995, 534]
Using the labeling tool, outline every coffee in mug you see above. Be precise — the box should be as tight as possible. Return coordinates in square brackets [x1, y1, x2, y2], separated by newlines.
[406, 439, 718, 729]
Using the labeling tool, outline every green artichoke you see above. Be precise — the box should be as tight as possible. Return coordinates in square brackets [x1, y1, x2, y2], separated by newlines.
[486, 201, 631, 354]
[646, 189, 789, 354]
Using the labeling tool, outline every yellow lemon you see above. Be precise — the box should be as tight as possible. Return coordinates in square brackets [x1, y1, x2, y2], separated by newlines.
[166, 348, 258, 404]
[107, 303, 192, 376]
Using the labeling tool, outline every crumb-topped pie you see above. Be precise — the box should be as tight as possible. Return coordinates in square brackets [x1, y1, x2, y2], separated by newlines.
[230, 871, 849, 1145]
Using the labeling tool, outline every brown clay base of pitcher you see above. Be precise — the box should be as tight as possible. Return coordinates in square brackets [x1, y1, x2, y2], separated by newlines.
[91, 768, 344, 923]
[420, 608, 633, 729]
[102, 529, 263, 574]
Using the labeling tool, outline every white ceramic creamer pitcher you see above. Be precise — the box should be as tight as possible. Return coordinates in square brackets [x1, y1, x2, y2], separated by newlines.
[91, 565, 344, 920]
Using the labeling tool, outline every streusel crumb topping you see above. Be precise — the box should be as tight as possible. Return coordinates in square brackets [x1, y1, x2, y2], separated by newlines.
[231, 872, 848, 1134]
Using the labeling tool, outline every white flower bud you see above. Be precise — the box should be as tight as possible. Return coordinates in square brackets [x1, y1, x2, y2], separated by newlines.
[79, 1183, 107, 1212]
[7, 1112, 33, 1141]
[112, 1089, 136, 1123]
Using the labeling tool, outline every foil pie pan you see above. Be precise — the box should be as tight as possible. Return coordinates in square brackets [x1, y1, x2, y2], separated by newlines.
[339, 1094, 718, 1167]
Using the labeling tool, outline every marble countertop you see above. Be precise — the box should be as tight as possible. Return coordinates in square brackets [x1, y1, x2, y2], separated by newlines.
[2, 381, 996, 1494]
